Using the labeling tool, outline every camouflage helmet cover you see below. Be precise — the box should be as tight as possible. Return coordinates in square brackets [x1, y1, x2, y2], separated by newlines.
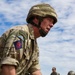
[68, 71, 75, 75]
[26, 3, 57, 24]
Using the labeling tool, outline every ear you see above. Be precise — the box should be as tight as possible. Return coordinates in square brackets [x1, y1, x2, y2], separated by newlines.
[33, 17, 39, 25]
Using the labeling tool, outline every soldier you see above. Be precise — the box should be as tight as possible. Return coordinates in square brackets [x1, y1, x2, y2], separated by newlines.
[50, 67, 60, 75]
[0, 3, 57, 75]
[67, 71, 75, 75]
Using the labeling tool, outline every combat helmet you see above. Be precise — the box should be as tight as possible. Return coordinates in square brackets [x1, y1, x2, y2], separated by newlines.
[68, 71, 75, 75]
[26, 3, 57, 24]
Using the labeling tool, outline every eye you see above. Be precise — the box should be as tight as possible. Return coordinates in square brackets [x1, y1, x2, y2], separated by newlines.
[47, 18, 54, 24]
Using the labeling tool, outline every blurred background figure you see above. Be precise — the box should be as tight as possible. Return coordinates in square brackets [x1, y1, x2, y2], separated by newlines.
[67, 71, 75, 75]
[50, 67, 60, 75]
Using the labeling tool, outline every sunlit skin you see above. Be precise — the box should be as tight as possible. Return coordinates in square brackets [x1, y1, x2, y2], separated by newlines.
[33, 17, 54, 38]
[2, 65, 16, 75]
[40, 17, 54, 33]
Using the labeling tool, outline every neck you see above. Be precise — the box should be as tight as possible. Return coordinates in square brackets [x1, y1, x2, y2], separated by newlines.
[32, 25, 40, 39]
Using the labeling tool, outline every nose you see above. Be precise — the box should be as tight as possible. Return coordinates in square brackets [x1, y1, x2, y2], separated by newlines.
[47, 24, 53, 31]
[50, 24, 53, 28]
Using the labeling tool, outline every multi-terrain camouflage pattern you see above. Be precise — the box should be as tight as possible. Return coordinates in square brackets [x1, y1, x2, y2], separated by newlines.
[0, 24, 40, 75]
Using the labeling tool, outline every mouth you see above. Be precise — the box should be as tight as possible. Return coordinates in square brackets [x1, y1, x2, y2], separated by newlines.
[46, 28, 50, 32]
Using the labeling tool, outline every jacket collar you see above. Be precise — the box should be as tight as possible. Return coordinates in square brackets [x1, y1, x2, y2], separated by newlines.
[27, 24, 35, 40]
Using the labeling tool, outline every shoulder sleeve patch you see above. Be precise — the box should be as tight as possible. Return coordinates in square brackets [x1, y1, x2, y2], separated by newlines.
[14, 40, 22, 50]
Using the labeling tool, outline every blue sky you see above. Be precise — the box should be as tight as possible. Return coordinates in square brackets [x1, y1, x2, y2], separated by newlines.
[0, 0, 75, 75]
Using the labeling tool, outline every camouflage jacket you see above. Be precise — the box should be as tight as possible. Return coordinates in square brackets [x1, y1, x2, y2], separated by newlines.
[0, 24, 40, 75]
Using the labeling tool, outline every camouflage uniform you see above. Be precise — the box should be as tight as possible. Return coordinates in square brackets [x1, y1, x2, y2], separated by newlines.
[0, 24, 40, 75]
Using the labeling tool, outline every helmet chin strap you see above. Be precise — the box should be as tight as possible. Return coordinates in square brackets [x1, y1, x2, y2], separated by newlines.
[39, 28, 48, 37]
[30, 21, 40, 28]
[30, 20, 47, 37]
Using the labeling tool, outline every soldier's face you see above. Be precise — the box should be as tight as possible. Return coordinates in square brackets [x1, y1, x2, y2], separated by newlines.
[52, 69, 56, 72]
[40, 17, 54, 34]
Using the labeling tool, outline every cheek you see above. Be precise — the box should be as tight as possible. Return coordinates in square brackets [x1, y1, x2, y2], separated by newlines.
[41, 21, 47, 28]
[40, 23, 46, 29]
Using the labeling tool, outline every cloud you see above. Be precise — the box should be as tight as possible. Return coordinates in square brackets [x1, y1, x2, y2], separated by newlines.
[0, 0, 75, 75]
